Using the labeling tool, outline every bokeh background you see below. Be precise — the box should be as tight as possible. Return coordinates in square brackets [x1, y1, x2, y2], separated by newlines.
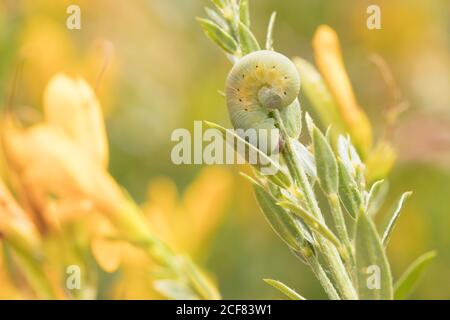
[0, 0, 449, 299]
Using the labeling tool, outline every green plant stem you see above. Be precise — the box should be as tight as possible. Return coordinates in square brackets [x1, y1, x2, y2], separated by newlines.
[314, 235, 356, 299]
[328, 193, 355, 274]
[274, 110, 357, 299]
[305, 255, 340, 300]
[114, 198, 220, 300]
[5, 239, 55, 299]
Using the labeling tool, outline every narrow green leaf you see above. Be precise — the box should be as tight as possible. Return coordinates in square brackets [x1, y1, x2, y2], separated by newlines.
[238, 21, 260, 55]
[394, 251, 437, 300]
[325, 126, 332, 142]
[382, 191, 413, 247]
[204, 121, 291, 188]
[366, 179, 388, 217]
[337, 159, 361, 219]
[280, 99, 302, 139]
[337, 135, 362, 176]
[291, 139, 316, 179]
[312, 125, 339, 195]
[197, 17, 238, 54]
[355, 212, 393, 300]
[183, 256, 222, 300]
[239, 171, 262, 187]
[304, 112, 314, 137]
[264, 279, 306, 300]
[265, 12, 277, 50]
[211, 0, 226, 10]
[239, 0, 250, 26]
[205, 7, 229, 30]
[253, 185, 307, 252]
[278, 201, 341, 250]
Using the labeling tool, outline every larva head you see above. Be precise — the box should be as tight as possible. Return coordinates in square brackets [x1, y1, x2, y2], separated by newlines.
[226, 50, 300, 113]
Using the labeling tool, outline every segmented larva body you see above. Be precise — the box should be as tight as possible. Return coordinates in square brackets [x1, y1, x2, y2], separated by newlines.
[226, 50, 302, 142]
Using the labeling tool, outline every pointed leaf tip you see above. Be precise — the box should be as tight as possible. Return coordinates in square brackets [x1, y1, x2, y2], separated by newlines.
[264, 279, 306, 300]
[394, 250, 437, 300]
[382, 191, 413, 247]
[355, 212, 393, 300]
[197, 17, 238, 54]
[312, 126, 338, 195]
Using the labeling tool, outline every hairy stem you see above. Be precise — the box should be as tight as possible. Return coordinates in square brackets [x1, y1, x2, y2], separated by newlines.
[305, 254, 341, 300]
[274, 110, 357, 299]
[328, 193, 355, 275]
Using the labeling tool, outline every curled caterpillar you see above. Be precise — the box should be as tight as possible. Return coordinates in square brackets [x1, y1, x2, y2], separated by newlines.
[225, 50, 302, 151]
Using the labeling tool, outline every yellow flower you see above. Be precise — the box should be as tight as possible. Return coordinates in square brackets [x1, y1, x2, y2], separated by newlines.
[313, 25, 373, 157]
[105, 167, 233, 299]
[2, 73, 221, 300]
[44, 74, 109, 168]
[3, 121, 119, 229]
[144, 167, 233, 255]
[3, 73, 119, 229]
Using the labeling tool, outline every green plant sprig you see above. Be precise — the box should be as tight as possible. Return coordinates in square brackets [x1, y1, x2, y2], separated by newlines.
[198, 0, 435, 300]
[198, 0, 275, 63]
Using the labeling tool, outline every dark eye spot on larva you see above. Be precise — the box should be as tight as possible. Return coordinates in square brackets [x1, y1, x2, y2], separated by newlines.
[284, 76, 288, 80]
[284, 92, 287, 95]
[236, 88, 240, 92]
[272, 66, 276, 69]
[239, 98, 243, 102]
[255, 65, 259, 69]
[244, 108, 248, 111]
[242, 74, 245, 78]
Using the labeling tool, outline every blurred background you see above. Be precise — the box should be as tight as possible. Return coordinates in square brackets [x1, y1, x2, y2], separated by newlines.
[0, 0, 449, 299]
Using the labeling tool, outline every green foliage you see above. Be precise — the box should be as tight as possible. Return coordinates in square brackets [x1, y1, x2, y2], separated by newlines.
[382, 191, 412, 247]
[265, 12, 277, 50]
[253, 183, 309, 252]
[394, 251, 437, 300]
[197, 17, 238, 54]
[239, 0, 251, 27]
[264, 279, 306, 300]
[337, 159, 361, 219]
[312, 125, 339, 195]
[238, 21, 260, 55]
[199, 0, 434, 300]
[204, 121, 291, 188]
[355, 212, 393, 300]
[198, 0, 260, 60]
[278, 201, 341, 250]
[366, 180, 388, 217]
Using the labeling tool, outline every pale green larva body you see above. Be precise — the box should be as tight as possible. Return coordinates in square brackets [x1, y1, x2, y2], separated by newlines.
[225, 50, 302, 146]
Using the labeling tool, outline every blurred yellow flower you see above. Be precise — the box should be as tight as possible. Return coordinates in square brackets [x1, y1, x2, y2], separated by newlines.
[1, 73, 224, 299]
[44, 74, 109, 168]
[144, 167, 233, 255]
[313, 25, 373, 157]
[3, 73, 121, 231]
[3, 121, 118, 230]
[103, 167, 233, 299]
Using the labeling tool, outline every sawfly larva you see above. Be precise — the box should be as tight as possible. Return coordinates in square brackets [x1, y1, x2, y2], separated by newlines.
[225, 50, 302, 152]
